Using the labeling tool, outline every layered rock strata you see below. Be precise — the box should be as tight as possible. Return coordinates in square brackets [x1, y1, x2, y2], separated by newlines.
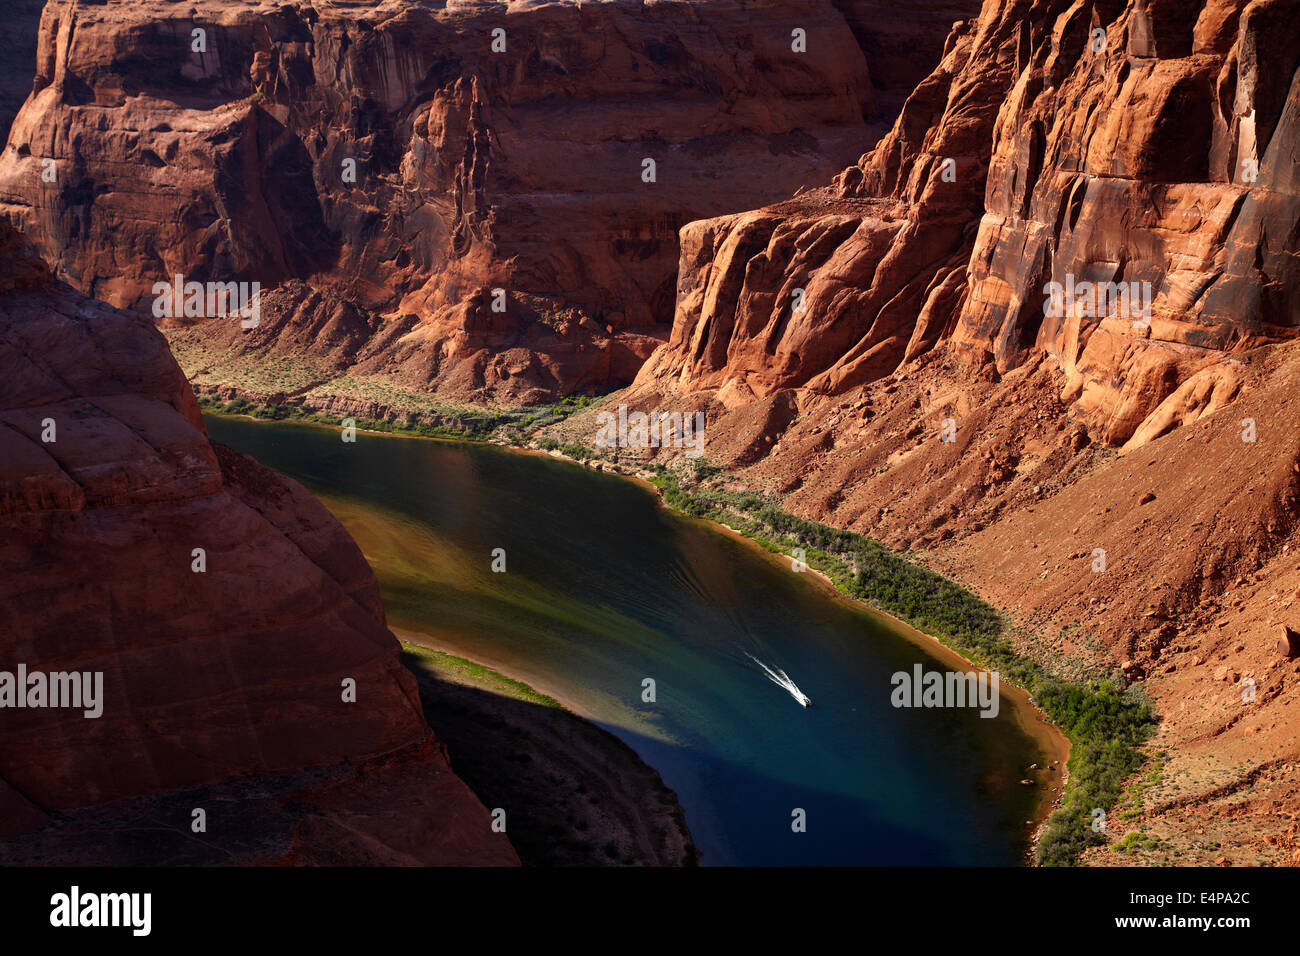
[0, 0, 904, 402]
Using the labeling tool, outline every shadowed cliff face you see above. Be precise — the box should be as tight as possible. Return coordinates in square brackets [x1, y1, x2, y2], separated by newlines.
[628, 8, 1003, 407]
[0, 0, 45, 148]
[0, 218, 517, 864]
[833, 0, 986, 99]
[633, 0, 1299, 448]
[0, 0, 945, 404]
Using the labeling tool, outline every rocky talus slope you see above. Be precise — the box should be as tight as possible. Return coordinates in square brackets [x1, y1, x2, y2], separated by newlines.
[589, 0, 1300, 865]
[0, 219, 517, 864]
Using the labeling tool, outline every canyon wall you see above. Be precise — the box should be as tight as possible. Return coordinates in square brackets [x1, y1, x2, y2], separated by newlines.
[0, 218, 516, 864]
[629, 5, 1007, 407]
[956, 0, 1300, 446]
[3, 0, 1296, 865]
[633, 0, 1298, 448]
[0, 0, 45, 148]
[833, 0, 986, 99]
[0, 0, 925, 403]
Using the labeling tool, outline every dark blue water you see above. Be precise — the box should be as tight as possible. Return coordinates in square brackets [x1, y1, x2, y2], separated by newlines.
[207, 414, 1051, 865]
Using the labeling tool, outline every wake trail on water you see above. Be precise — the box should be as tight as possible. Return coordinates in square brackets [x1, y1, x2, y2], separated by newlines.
[743, 652, 812, 708]
[666, 552, 813, 707]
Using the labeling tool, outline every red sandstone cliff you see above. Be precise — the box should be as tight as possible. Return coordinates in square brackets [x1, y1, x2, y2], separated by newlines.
[0, 0, 988, 868]
[0, 0, 925, 404]
[0, 218, 517, 864]
[631, 0, 1298, 445]
[621, 0, 1300, 560]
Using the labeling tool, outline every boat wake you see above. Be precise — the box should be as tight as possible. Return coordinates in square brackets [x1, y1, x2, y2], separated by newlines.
[668, 552, 812, 708]
[745, 653, 812, 708]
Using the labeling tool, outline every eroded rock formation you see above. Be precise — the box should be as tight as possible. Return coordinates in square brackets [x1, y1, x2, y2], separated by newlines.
[0, 0, 923, 403]
[3, 0, 1297, 867]
[632, 0, 1299, 448]
[0, 218, 517, 864]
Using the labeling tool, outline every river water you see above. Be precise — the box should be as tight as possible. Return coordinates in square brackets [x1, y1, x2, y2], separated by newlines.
[207, 415, 1051, 865]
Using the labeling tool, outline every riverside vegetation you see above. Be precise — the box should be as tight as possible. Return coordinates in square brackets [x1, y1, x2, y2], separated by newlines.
[196, 393, 598, 446]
